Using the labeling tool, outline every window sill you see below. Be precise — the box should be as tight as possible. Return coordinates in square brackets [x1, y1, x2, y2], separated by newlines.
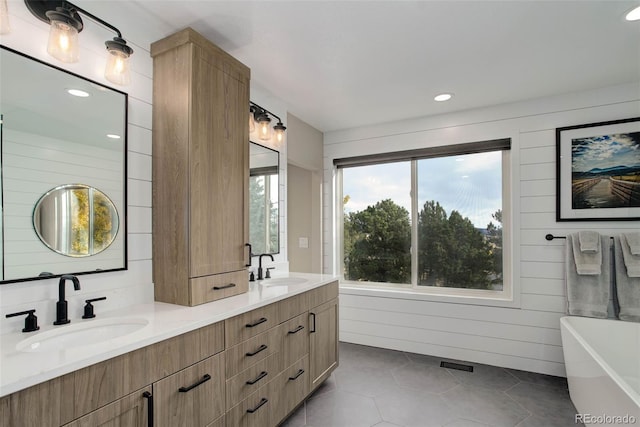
[339, 281, 520, 309]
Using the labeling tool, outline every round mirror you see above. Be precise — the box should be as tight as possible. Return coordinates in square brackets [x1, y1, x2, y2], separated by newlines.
[33, 184, 120, 257]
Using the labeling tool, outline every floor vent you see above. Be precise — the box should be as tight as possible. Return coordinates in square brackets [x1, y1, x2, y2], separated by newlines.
[440, 361, 474, 372]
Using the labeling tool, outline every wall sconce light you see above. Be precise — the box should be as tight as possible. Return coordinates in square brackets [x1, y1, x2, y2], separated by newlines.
[25, 0, 134, 85]
[250, 101, 286, 143]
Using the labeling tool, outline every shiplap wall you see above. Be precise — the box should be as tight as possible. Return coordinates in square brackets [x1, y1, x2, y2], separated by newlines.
[0, 1, 153, 335]
[323, 83, 640, 376]
[2, 130, 125, 279]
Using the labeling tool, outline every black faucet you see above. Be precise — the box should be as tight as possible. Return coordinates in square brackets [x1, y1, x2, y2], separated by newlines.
[54, 275, 81, 325]
[257, 254, 274, 280]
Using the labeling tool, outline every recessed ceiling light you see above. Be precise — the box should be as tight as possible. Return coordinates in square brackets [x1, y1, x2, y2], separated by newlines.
[106, 134, 121, 139]
[626, 5, 640, 21]
[434, 93, 453, 102]
[67, 89, 90, 97]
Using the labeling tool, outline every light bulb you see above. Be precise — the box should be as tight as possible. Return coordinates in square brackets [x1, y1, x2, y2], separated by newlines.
[104, 37, 134, 86]
[105, 49, 130, 85]
[0, 0, 11, 35]
[259, 120, 272, 141]
[47, 19, 80, 63]
[273, 121, 286, 144]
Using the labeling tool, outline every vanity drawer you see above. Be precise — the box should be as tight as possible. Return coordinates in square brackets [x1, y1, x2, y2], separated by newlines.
[226, 382, 274, 427]
[226, 351, 282, 410]
[276, 291, 309, 322]
[154, 352, 225, 427]
[282, 313, 309, 368]
[271, 355, 309, 425]
[308, 280, 338, 308]
[225, 303, 280, 347]
[226, 325, 283, 377]
[190, 270, 248, 306]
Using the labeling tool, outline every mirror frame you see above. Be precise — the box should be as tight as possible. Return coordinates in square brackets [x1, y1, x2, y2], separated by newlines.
[249, 141, 280, 255]
[0, 44, 128, 284]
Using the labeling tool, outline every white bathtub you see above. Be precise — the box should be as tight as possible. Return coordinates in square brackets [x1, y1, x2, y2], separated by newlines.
[560, 316, 640, 426]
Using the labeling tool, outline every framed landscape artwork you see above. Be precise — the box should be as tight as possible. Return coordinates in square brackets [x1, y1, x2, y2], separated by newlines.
[556, 117, 640, 221]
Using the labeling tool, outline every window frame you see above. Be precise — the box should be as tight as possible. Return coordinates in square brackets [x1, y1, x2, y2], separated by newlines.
[336, 142, 515, 306]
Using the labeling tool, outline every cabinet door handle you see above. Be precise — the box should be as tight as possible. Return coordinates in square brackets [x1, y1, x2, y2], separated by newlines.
[310, 312, 316, 333]
[245, 371, 268, 385]
[246, 344, 268, 357]
[213, 283, 236, 291]
[178, 374, 211, 393]
[245, 317, 267, 328]
[246, 398, 268, 414]
[288, 369, 305, 381]
[245, 243, 252, 267]
[288, 325, 304, 334]
[142, 391, 154, 427]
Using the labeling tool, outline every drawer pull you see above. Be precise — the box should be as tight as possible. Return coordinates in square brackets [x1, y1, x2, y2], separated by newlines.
[245, 317, 267, 328]
[246, 398, 268, 414]
[178, 374, 211, 393]
[288, 369, 305, 381]
[288, 325, 305, 334]
[213, 283, 236, 290]
[246, 344, 268, 357]
[246, 371, 268, 385]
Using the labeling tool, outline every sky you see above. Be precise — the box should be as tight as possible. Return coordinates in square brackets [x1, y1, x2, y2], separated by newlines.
[342, 151, 502, 228]
[571, 131, 640, 173]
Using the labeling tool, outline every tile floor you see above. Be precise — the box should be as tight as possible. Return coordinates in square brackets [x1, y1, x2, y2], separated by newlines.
[281, 342, 582, 427]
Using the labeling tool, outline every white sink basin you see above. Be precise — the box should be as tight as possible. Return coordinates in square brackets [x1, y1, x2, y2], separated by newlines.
[16, 317, 149, 353]
[260, 277, 308, 287]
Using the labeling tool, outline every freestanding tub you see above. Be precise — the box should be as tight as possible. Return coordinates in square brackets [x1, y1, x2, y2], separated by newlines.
[560, 316, 640, 426]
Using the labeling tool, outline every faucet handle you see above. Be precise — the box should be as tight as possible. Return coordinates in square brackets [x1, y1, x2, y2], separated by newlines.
[265, 267, 275, 279]
[82, 297, 107, 319]
[6, 309, 40, 333]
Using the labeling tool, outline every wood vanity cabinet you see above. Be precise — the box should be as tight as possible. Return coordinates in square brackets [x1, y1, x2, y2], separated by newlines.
[0, 281, 339, 427]
[150, 27, 251, 306]
[308, 282, 339, 391]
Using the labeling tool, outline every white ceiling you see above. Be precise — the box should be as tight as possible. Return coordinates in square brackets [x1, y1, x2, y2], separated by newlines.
[111, 1, 639, 132]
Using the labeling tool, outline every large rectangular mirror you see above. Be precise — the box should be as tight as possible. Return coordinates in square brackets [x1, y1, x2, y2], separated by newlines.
[249, 142, 279, 254]
[0, 45, 127, 283]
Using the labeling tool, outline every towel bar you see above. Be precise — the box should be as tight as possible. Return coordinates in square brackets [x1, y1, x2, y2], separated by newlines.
[545, 233, 614, 241]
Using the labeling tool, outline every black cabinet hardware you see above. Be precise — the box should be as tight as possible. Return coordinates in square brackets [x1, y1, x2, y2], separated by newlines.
[82, 296, 107, 319]
[5, 309, 39, 332]
[288, 325, 304, 334]
[310, 312, 316, 333]
[246, 344, 268, 357]
[213, 283, 236, 290]
[245, 371, 268, 385]
[246, 398, 268, 414]
[245, 243, 253, 266]
[178, 374, 211, 392]
[142, 391, 153, 427]
[245, 317, 267, 328]
[288, 369, 305, 381]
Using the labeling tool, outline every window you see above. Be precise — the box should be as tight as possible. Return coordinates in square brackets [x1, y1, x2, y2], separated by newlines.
[337, 140, 510, 299]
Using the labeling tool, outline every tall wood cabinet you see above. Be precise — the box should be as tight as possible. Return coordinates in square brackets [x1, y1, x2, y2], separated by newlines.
[150, 28, 251, 306]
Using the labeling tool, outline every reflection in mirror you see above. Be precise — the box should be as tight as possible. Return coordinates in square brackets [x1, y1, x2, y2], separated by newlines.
[249, 142, 279, 254]
[0, 45, 127, 283]
[33, 184, 119, 257]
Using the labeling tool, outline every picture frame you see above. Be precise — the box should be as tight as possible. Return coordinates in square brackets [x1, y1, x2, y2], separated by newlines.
[556, 117, 640, 221]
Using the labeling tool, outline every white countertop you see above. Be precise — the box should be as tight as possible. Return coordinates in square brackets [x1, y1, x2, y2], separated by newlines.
[0, 272, 337, 397]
